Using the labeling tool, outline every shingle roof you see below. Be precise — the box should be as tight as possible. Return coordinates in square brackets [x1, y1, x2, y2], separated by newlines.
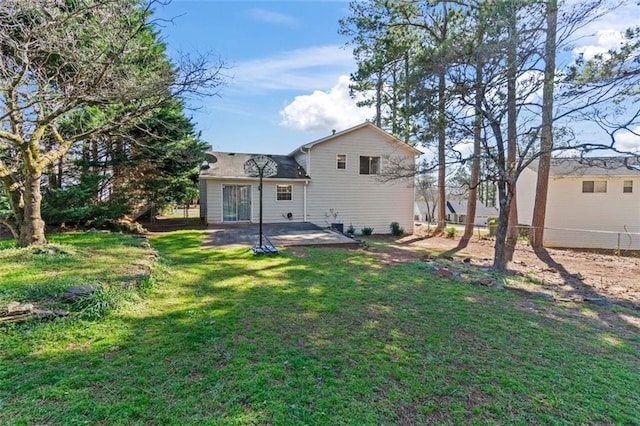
[445, 199, 498, 216]
[200, 152, 308, 180]
[529, 157, 640, 177]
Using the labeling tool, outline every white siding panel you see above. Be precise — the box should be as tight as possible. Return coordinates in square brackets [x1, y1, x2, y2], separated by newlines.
[516, 167, 538, 225]
[258, 181, 305, 223]
[199, 179, 207, 220]
[543, 176, 640, 249]
[204, 178, 305, 224]
[294, 151, 307, 172]
[305, 127, 415, 234]
[205, 178, 223, 223]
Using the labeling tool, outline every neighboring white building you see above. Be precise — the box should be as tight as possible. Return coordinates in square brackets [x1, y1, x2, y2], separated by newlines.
[199, 122, 421, 234]
[444, 199, 498, 225]
[414, 200, 431, 222]
[414, 199, 498, 225]
[517, 157, 640, 249]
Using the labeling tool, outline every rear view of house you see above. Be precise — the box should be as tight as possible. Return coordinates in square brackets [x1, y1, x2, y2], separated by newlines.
[199, 122, 421, 234]
[517, 157, 640, 249]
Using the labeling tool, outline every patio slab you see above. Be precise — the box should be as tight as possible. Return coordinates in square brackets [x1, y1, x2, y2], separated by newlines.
[202, 222, 359, 249]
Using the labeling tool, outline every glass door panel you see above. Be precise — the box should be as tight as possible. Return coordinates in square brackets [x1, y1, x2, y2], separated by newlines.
[222, 185, 251, 222]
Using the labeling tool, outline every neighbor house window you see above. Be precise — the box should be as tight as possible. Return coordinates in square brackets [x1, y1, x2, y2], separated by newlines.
[359, 156, 380, 175]
[336, 154, 346, 169]
[276, 184, 292, 201]
[582, 180, 607, 193]
[623, 180, 633, 193]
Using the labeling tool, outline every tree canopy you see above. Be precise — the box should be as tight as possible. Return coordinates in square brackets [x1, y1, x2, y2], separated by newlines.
[0, 0, 226, 245]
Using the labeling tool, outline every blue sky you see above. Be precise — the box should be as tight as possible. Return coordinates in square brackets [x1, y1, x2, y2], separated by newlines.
[152, 0, 640, 155]
[152, 0, 369, 154]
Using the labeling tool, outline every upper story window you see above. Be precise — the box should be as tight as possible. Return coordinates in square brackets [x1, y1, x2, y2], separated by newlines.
[623, 180, 633, 193]
[582, 180, 607, 193]
[359, 156, 380, 175]
[336, 154, 346, 170]
[276, 184, 292, 201]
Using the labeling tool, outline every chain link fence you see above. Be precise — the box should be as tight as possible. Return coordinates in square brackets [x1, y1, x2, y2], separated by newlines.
[494, 224, 640, 251]
[419, 221, 640, 251]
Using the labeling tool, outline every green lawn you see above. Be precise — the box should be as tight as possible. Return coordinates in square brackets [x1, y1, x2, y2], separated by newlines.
[1, 231, 639, 425]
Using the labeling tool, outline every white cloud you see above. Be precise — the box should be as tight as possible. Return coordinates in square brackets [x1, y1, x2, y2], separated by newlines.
[615, 127, 640, 152]
[247, 8, 297, 26]
[568, 1, 640, 60]
[279, 75, 374, 132]
[573, 30, 626, 60]
[233, 45, 355, 92]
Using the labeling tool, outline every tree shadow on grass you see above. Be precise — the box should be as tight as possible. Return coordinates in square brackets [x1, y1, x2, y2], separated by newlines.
[2, 235, 640, 425]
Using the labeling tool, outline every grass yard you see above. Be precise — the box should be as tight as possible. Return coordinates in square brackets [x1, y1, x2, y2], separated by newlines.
[1, 230, 639, 425]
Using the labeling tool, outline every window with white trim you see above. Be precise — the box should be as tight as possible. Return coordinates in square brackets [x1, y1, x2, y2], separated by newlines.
[276, 184, 292, 201]
[359, 156, 380, 175]
[336, 154, 346, 169]
[623, 180, 633, 193]
[582, 180, 607, 193]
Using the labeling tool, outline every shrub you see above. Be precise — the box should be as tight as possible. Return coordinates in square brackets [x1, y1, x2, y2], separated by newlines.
[487, 217, 498, 237]
[361, 226, 374, 236]
[106, 218, 147, 235]
[346, 223, 356, 236]
[445, 226, 458, 238]
[390, 222, 404, 236]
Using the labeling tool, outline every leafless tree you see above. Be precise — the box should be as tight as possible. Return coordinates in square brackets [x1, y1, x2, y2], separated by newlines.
[0, 0, 227, 245]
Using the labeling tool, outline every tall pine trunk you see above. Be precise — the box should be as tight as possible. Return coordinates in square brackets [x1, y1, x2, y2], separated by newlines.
[504, 3, 519, 262]
[460, 29, 485, 247]
[436, 69, 447, 232]
[531, 0, 558, 249]
[490, 118, 510, 272]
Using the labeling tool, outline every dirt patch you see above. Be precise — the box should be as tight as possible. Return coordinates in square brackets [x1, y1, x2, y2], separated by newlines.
[366, 232, 640, 308]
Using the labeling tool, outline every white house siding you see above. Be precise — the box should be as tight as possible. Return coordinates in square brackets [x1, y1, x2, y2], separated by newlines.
[203, 178, 306, 224]
[260, 180, 306, 223]
[304, 127, 415, 234]
[516, 167, 538, 226]
[294, 151, 308, 174]
[543, 176, 640, 249]
[199, 179, 207, 220]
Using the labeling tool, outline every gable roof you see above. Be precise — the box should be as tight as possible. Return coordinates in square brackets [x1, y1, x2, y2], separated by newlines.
[200, 152, 308, 180]
[529, 157, 640, 177]
[289, 122, 423, 156]
[445, 199, 498, 216]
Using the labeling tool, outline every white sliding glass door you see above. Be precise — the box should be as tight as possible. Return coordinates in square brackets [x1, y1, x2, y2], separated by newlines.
[222, 185, 252, 222]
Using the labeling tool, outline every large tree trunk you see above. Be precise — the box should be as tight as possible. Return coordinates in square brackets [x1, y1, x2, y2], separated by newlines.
[436, 69, 447, 232]
[489, 112, 510, 271]
[504, 5, 519, 262]
[460, 30, 485, 248]
[17, 173, 46, 246]
[404, 52, 411, 144]
[375, 68, 383, 128]
[531, 0, 558, 249]
[493, 179, 511, 272]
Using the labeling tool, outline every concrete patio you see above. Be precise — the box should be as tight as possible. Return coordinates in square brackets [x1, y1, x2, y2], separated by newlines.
[202, 222, 359, 249]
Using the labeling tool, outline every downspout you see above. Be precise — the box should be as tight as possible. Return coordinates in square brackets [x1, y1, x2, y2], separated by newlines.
[304, 181, 308, 222]
[299, 146, 311, 222]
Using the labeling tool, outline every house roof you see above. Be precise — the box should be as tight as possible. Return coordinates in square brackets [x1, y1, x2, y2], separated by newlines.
[414, 200, 429, 213]
[529, 157, 640, 177]
[443, 199, 498, 216]
[289, 122, 423, 157]
[200, 152, 309, 180]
